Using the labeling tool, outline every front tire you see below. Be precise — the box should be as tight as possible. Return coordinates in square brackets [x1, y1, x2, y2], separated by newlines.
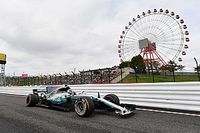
[103, 94, 120, 105]
[74, 97, 94, 117]
[26, 94, 39, 107]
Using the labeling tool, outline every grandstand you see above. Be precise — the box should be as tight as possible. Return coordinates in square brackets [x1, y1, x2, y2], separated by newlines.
[5, 66, 123, 86]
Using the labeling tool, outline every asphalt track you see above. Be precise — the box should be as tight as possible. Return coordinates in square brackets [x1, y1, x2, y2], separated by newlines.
[0, 94, 200, 133]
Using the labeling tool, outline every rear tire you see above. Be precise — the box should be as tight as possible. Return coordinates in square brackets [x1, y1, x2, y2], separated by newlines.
[74, 97, 94, 117]
[103, 94, 120, 105]
[26, 94, 39, 107]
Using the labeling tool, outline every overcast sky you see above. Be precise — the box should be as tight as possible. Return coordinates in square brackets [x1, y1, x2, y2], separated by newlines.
[0, 0, 199, 76]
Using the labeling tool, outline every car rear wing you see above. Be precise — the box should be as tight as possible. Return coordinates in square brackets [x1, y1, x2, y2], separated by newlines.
[33, 89, 47, 94]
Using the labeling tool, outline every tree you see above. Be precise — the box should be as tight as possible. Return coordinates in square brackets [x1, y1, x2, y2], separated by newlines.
[119, 55, 145, 71]
[160, 61, 179, 72]
[119, 55, 146, 73]
[131, 55, 146, 73]
[167, 61, 186, 72]
[152, 61, 161, 72]
[167, 60, 177, 82]
[119, 61, 131, 69]
[165, 60, 179, 72]
[177, 65, 185, 71]
[194, 65, 200, 71]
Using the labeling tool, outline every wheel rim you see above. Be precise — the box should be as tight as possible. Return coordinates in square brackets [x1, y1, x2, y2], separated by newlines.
[76, 102, 84, 113]
[75, 99, 87, 115]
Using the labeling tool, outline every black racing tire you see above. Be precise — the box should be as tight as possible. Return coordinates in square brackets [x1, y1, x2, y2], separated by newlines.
[103, 94, 120, 105]
[74, 97, 94, 117]
[26, 94, 39, 107]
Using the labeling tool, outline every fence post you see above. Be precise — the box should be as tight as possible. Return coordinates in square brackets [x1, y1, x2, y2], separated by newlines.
[194, 57, 200, 81]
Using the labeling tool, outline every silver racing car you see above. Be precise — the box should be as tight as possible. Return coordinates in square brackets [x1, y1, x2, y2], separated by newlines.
[26, 85, 135, 117]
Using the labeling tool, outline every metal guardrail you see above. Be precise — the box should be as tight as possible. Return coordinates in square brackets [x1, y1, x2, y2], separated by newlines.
[0, 82, 200, 112]
[68, 82, 200, 112]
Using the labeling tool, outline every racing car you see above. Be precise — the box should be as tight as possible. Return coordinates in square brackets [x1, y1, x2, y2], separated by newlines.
[26, 85, 135, 117]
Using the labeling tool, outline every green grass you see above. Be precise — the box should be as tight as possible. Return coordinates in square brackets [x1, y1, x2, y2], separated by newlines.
[121, 74, 200, 83]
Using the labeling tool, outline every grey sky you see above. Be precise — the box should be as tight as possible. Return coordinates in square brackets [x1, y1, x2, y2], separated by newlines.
[0, 0, 199, 76]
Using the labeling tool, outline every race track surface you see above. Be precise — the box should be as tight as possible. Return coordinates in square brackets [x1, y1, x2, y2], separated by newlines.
[0, 93, 200, 133]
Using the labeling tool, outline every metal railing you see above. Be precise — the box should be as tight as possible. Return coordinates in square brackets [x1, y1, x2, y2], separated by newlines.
[0, 82, 200, 112]
[69, 82, 200, 112]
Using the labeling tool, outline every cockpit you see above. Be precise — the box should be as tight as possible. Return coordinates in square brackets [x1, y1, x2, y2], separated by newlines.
[48, 86, 76, 98]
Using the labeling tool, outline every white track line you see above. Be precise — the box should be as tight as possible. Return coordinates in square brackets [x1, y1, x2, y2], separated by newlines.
[137, 108, 200, 117]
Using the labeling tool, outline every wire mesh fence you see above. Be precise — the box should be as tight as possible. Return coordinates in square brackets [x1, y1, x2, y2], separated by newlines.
[4, 67, 200, 86]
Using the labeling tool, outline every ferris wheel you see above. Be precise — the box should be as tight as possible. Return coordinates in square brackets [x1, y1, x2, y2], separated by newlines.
[118, 9, 189, 66]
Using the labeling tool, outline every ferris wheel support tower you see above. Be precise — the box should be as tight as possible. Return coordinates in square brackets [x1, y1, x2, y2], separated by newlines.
[139, 38, 167, 66]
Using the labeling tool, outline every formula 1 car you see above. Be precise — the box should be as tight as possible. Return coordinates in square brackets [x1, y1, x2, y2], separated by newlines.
[26, 85, 135, 117]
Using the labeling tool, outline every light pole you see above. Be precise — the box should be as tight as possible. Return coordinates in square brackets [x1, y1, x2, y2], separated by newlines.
[169, 60, 176, 82]
[120, 68, 123, 83]
[194, 57, 200, 81]
[150, 62, 155, 83]
[133, 66, 138, 83]
[108, 68, 111, 83]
